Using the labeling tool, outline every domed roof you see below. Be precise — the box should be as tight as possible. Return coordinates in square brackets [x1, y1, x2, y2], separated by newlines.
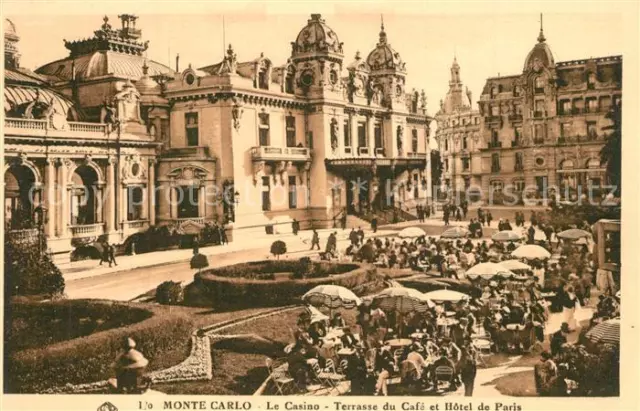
[523, 18, 554, 71]
[365, 22, 406, 73]
[292, 14, 343, 56]
[136, 60, 161, 95]
[347, 51, 368, 72]
[4, 18, 18, 40]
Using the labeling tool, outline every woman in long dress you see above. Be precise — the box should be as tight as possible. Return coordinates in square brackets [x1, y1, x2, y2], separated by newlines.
[562, 285, 579, 330]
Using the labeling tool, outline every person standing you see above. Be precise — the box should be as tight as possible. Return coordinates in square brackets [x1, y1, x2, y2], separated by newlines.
[292, 218, 299, 235]
[425, 204, 431, 219]
[192, 236, 199, 255]
[371, 216, 378, 233]
[460, 346, 477, 397]
[486, 211, 493, 227]
[443, 207, 450, 226]
[310, 229, 321, 250]
[220, 226, 228, 245]
[357, 226, 365, 244]
[550, 322, 569, 357]
[108, 244, 117, 267]
[340, 211, 347, 230]
[99, 241, 109, 266]
[562, 286, 579, 330]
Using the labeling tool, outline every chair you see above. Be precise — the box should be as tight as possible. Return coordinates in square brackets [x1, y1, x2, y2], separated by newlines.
[472, 338, 492, 367]
[434, 365, 455, 391]
[265, 358, 295, 395]
[309, 359, 345, 389]
[393, 349, 404, 372]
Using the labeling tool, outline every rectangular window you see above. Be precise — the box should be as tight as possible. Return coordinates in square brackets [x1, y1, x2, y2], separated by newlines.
[357, 122, 367, 148]
[285, 116, 296, 147]
[261, 176, 271, 211]
[514, 127, 522, 145]
[560, 123, 571, 138]
[561, 100, 571, 114]
[600, 96, 612, 112]
[515, 152, 524, 171]
[285, 75, 294, 94]
[374, 123, 383, 149]
[185, 112, 199, 147]
[462, 136, 468, 150]
[343, 120, 351, 148]
[127, 186, 144, 221]
[177, 186, 199, 219]
[586, 98, 598, 113]
[491, 153, 500, 172]
[462, 157, 470, 171]
[534, 124, 544, 142]
[491, 180, 504, 193]
[534, 100, 544, 117]
[288, 175, 297, 209]
[444, 159, 449, 172]
[411, 129, 418, 152]
[444, 139, 449, 151]
[259, 113, 270, 146]
[258, 71, 268, 90]
[464, 177, 471, 189]
[587, 121, 598, 139]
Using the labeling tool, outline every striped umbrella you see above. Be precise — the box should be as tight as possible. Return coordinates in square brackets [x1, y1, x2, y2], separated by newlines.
[466, 262, 515, 280]
[492, 230, 523, 242]
[424, 289, 470, 303]
[585, 318, 620, 345]
[372, 287, 435, 314]
[511, 244, 551, 260]
[499, 259, 532, 272]
[557, 228, 591, 241]
[440, 226, 470, 239]
[302, 285, 361, 319]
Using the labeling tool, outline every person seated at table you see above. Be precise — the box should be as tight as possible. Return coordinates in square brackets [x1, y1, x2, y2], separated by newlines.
[431, 348, 457, 391]
[346, 347, 369, 395]
[341, 327, 359, 349]
[288, 346, 311, 387]
[308, 321, 327, 346]
[405, 343, 429, 382]
[331, 313, 346, 329]
[450, 318, 468, 348]
[440, 337, 462, 365]
[294, 318, 314, 347]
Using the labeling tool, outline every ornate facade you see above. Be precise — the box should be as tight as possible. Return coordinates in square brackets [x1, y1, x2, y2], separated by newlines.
[434, 57, 481, 193]
[437, 18, 622, 202]
[4, 14, 433, 258]
[4, 15, 173, 262]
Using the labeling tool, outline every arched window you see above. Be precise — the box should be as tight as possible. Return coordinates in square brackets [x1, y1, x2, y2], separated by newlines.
[534, 76, 545, 93]
[586, 158, 600, 169]
[560, 159, 575, 170]
[411, 129, 418, 152]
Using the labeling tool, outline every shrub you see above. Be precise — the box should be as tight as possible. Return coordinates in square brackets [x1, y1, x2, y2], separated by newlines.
[5, 300, 193, 393]
[190, 253, 209, 273]
[4, 238, 65, 297]
[270, 240, 287, 259]
[190, 261, 368, 308]
[155, 281, 184, 305]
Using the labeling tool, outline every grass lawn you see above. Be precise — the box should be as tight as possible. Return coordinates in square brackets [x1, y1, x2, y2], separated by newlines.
[488, 370, 538, 397]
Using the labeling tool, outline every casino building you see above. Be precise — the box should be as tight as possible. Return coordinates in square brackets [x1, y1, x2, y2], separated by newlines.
[3, 14, 433, 261]
[435, 18, 622, 202]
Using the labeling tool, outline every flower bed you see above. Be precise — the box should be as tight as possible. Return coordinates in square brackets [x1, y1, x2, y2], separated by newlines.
[188, 260, 372, 308]
[5, 300, 193, 393]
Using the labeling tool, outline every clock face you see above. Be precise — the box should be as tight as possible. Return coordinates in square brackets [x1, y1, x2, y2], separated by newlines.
[301, 71, 314, 87]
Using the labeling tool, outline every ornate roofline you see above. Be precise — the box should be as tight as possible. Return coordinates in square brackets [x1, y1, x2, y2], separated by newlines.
[64, 15, 149, 58]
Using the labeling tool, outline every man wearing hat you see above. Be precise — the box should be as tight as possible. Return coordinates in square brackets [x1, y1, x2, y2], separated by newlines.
[341, 327, 359, 349]
[112, 337, 149, 393]
[431, 348, 457, 391]
[404, 343, 429, 382]
[550, 322, 570, 357]
[330, 313, 346, 329]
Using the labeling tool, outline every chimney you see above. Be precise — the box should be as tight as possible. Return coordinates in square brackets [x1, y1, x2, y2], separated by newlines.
[175, 54, 180, 72]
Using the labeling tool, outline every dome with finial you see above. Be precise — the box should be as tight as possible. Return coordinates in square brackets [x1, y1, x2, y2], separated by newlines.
[136, 59, 161, 95]
[347, 50, 368, 72]
[291, 14, 343, 57]
[365, 17, 406, 73]
[523, 14, 554, 72]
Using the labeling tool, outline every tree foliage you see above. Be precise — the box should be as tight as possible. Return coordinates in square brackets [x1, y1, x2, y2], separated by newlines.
[190, 253, 209, 272]
[4, 237, 65, 298]
[430, 150, 443, 188]
[270, 240, 287, 259]
[600, 102, 621, 196]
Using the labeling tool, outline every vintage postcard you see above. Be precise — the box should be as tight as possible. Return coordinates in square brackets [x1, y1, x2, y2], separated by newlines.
[1, 1, 638, 411]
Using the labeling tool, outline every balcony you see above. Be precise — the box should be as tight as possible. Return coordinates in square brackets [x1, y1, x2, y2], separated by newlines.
[70, 223, 105, 238]
[557, 135, 601, 145]
[5, 118, 109, 139]
[508, 114, 523, 122]
[250, 146, 311, 162]
[533, 111, 544, 118]
[407, 152, 427, 158]
[488, 141, 502, 149]
[375, 147, 385, 157]
[164, 146, 212, 159]
[122, 220, 150, 231]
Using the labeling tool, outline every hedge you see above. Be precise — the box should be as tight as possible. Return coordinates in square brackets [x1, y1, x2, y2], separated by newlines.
[188, 261, 373, 308]
[5, 299, 193, 393]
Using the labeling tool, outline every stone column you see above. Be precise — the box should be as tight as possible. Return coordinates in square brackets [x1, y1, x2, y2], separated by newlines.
[337, 118, 345, 157]
[106, 157, 116, 233]
[350, 114, 358, 155]
[58, 158, 70, 238]
[367, 116, 375, 155]
[198, 184, 206, 219]
[148, 159, 156, 225]
[45, 158, 56, 238]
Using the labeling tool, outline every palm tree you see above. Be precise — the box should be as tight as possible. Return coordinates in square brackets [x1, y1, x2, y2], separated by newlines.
[600, 101, 621, 197]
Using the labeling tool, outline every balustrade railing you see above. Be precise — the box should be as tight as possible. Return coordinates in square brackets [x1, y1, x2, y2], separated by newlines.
[70, 223, 105, 237]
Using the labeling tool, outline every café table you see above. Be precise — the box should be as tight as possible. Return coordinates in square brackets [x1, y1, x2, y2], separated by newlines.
[385, 338, 412, 350]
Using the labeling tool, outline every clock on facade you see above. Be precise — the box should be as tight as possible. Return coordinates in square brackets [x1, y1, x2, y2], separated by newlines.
[301, 71, 314, 87]
[185, 73, 196, 86]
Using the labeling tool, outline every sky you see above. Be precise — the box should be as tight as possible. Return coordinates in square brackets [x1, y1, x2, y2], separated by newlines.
[4, 2, 630, 121]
